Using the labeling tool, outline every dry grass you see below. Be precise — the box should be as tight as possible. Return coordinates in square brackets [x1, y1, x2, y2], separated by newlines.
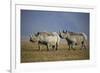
[21, 40, 89, 63]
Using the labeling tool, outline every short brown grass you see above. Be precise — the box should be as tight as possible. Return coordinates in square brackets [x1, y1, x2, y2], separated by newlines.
[21, 40, 89, 63]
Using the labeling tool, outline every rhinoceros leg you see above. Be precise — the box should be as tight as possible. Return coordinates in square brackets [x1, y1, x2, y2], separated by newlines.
[81, 41, 86, 49]
[56, 43, 58, 50]
[38, 42, 41, 51]
[68, 44, 71, 50]
[47, 43, 49, 51]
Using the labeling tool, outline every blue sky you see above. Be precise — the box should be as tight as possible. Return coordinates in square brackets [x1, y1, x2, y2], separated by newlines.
[21, 10, 89, 37]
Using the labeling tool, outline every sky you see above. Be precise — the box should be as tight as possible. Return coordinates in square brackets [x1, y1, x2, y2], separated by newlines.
[21, 10, 89, 37]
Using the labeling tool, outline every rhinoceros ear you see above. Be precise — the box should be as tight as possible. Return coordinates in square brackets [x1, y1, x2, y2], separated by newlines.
[34, 32, 38, 36]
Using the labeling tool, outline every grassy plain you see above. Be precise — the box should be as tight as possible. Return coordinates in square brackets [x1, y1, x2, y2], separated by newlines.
[21, 39, 89, 63]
